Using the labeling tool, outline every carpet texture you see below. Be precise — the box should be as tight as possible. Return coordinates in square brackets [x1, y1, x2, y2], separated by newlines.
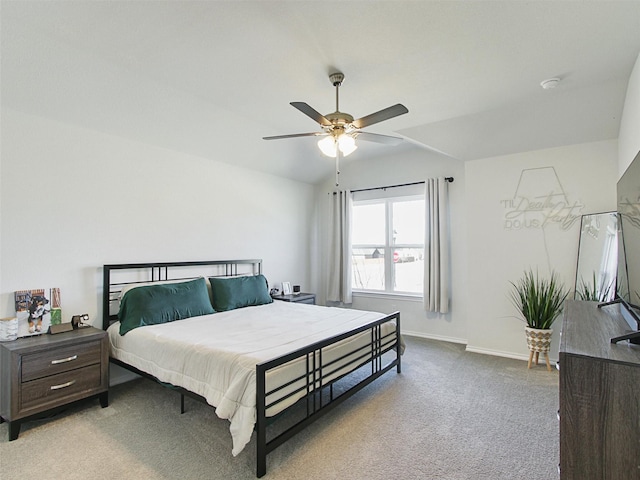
[0, 336, 559, 479]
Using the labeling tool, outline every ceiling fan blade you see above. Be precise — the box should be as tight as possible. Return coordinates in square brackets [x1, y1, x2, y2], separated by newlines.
[290, 102, 333, 127]
[263, 132, 326, 140]
[351, 104, 409, 129]
[356, 131, 404, 145]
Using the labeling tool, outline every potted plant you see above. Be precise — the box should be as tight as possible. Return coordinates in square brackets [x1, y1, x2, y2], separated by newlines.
[575, 272, 614, 302]
[510, 269, 569, 371]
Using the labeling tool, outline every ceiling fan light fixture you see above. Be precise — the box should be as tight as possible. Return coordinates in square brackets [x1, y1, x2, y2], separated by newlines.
[338, 133, 357, 156]
[317, 134, 358, 157]
[317, 136, 337, 157]
[263, 72, 408, 171]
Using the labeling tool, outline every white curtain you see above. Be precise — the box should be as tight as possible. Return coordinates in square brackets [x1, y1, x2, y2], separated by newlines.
[424, 178, 450, 313]
[327, 190, 353, 304]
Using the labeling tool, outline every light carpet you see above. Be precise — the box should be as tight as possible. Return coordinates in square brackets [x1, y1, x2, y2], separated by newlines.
[0, 336, 559, 479]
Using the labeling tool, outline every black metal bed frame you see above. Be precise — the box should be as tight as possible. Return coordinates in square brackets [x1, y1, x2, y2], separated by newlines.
[102, 260, 401, 477]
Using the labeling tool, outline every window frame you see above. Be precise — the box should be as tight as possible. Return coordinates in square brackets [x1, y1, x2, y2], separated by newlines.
[351, 191, 425, 297]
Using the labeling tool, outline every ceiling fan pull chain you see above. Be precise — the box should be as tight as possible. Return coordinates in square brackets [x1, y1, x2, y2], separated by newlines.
[335, 150, 340, 186]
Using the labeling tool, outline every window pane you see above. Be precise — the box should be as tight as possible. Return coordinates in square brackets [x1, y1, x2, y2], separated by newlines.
[393, 199, 424, 245]
[352, 203, 385, 245]
[350, 195, 425, 295]
[393, 247, 424, 293]
[352, 248, 385, 291]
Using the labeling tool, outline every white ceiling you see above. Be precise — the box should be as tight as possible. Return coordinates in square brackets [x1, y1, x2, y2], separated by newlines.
[2, 1, 640, 184]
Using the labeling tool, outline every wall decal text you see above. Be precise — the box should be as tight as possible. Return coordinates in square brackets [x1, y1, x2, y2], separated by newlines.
[502, 167, 584, 231]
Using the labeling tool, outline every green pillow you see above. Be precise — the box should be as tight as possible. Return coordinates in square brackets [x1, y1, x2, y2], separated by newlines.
[208, 275, 273, 311]
[118, 278, 215, 335]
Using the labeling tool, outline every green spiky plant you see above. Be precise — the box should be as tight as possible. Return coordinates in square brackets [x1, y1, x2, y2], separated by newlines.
[576, 272, 614, 302]
[510, 269, 570, 330]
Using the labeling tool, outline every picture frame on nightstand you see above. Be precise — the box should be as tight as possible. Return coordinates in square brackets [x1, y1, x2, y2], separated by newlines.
[14, 288, 62, 338]
[282, 282, 292, 295]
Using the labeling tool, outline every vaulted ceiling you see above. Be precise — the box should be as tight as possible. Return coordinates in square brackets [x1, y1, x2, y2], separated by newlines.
[2, 1, 640, 184]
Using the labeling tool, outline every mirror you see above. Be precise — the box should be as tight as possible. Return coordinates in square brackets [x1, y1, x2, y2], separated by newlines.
[574, 212, 618, 301]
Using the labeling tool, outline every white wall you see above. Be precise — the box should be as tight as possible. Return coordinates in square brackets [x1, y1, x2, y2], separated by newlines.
[0, 109, 315, 324]
[465, 140, 618, 361]
[619, 52, 640, 175]
[313, 141, 618, 361]
[314, 149, 468, 344]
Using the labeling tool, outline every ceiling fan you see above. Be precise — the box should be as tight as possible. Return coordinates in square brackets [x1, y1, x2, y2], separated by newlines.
[263, 72, 408, 184]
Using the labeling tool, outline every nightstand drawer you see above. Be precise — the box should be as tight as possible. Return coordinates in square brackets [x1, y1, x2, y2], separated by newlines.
[20, 364, 103, 412]
[21, 339, 102, 382]
[295, 296, 315, 304]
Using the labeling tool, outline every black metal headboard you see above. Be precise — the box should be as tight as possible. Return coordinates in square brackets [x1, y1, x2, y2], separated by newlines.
[102, 259, 263, 330]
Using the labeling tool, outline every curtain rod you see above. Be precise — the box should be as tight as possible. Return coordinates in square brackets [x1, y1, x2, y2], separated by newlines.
[350, 177, 453, 194]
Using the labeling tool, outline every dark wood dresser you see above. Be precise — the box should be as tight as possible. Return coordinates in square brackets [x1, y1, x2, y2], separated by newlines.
[559, 300, 640, 479]
[0, 326, 109, 440]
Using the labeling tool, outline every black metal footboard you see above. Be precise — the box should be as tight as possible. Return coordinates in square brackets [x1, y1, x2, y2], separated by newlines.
[255, 311, 401, 477]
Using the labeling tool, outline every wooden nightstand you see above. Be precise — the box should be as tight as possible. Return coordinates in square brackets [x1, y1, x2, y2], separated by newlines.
[0, 326, 109, 440]
[272, 293, 316, 305]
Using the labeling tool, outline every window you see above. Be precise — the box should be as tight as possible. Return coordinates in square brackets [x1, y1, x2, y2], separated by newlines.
[351, 185, 425, 295]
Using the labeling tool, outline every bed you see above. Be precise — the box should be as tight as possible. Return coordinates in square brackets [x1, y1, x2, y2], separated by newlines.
[102, 260, 401, 477]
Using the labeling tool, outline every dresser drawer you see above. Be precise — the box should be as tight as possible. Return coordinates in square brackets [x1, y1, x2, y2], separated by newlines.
[21, 339, 102, 382]
[20, 364, 103, 412]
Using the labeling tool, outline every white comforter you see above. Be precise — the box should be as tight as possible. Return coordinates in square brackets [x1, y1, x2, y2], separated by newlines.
[107, 301, 395, 456]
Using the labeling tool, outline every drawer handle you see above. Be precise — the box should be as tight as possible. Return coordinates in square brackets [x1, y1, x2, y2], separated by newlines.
[51, 355, 78, 365]
[50, 380, 76, 390]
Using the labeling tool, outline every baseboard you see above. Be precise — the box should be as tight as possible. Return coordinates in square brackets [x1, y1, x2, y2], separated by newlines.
[465, 345, 558, 365]
[403, 332, 558, 365]
[402, 330, 467, 345]
[465, 345, 529, 362]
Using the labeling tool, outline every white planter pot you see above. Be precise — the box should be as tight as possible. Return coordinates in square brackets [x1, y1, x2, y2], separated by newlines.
[524, 326, 553, 371]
